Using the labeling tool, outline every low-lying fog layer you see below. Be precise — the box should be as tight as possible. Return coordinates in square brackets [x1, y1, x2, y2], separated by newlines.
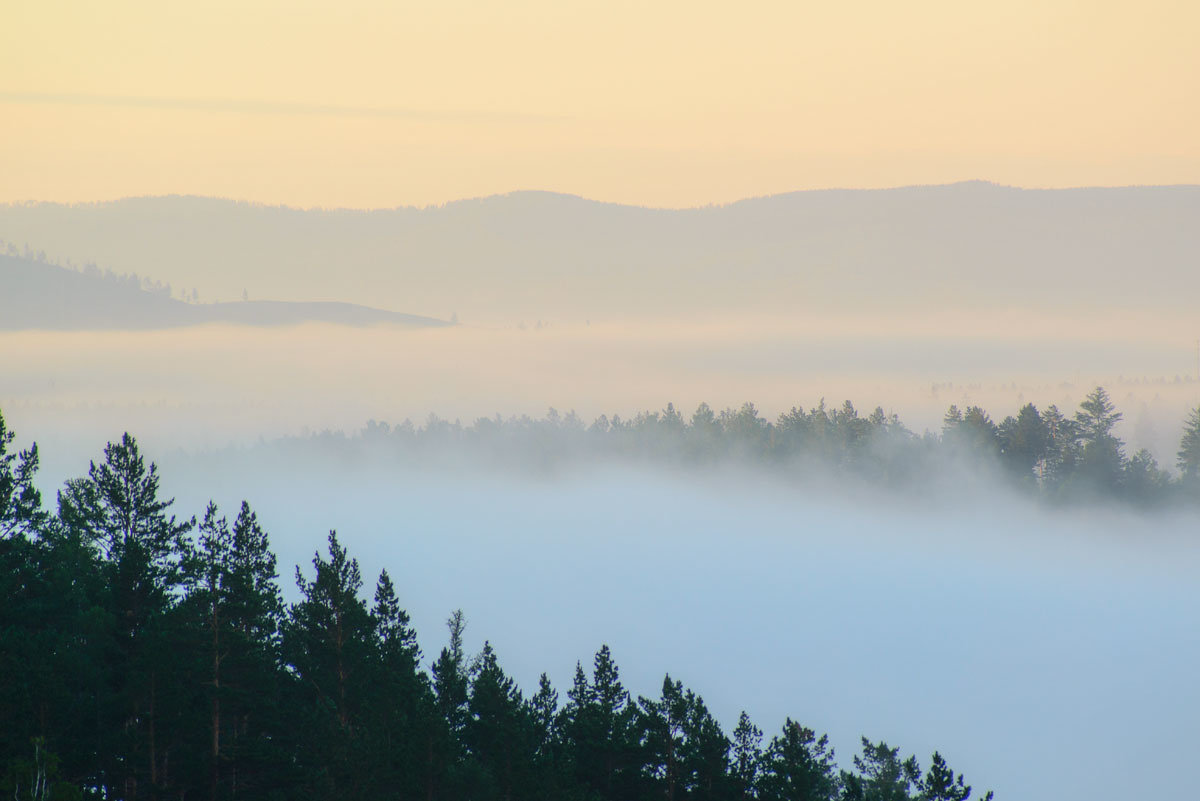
[132, 459, 1194, 801]
[5, 317, 1200, 482]
[6, 311, 1199, 800]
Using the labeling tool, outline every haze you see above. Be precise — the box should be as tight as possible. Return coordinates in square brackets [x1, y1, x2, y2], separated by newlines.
[4, 3, 1200, 799]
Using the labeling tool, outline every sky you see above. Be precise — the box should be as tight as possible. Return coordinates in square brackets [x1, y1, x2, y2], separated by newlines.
[4, 7, 1200, 796]
[3, 0, 1199, 208]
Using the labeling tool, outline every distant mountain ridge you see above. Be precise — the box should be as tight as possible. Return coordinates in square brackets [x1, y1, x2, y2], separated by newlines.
[0, 254, 451, 330]
[2, 182, 1198, 323]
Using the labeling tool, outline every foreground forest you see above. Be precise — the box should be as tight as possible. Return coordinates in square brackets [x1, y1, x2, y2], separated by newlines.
[0, 410, 994, 801]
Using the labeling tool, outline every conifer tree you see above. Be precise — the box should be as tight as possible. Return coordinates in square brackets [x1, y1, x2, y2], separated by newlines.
[0, 410, 44, 539]
[638, 676, 690, 801]
[758, 720, 838, 801]
[1178, 405, 1200, 484]
[364, 569, 430, 800]
[840, 738, 920, 801]
[466, 641, 532, 801]
[1039, 404, 1078, 491]
[428, 609, 472, 799]
[1074, 387, 1125, 491]
[56, 433, 194, 800]
[917, 752, 990, 801]
[185, 501, 285, 801]
[997, 404, 1048, 481]
[561, 646, 640, 800]
[433, 609, 470, 743]
[680, 690, 731, 801]
[527, 673, 564, 800]
[284, 531, 376, 799]
[731, 711, 764, 800]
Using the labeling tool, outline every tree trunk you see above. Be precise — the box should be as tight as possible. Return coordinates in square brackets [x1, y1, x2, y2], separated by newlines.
[149, 671, 158, 797]
[211, 605, 221, 801]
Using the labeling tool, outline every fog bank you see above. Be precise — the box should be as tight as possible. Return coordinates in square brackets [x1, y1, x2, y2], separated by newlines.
[5, 320, 1198, 485]
[140, 460, 1200, 801]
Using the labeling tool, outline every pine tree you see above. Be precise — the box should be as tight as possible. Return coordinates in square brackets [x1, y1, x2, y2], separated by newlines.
[432, 609, 470, 743]
[527, 673, 564, 800]
[638, 676, 689, 801]
[840, 738, 920, 801]
[0, 410, 44, 539]
[1122, 449, 1171, 504]
[284, 531, 376, 799]
[365, 569, 430, 801]
[758, 720, 837, 801]
[185, 501, 286, 801]
[731, 711, 764, 800]
[561, 646, 639, 800]
[1177, 405, 1200, 485]
[56, 433, 194, 800]
[429, 609, 471, 799]
[916, 752, 990, 801]
[466, 641, 532, 801]
[680, 690, 730, 801]
[997, 404, 1048, 481]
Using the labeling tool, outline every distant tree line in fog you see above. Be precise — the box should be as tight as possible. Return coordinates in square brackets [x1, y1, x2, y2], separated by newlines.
[0, 409, 992, 800]
[285, 387, 1200, 506]
[1, 239, 201, 303]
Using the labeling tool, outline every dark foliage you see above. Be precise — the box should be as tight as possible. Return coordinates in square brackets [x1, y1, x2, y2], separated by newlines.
[18, 390, 1199, 798]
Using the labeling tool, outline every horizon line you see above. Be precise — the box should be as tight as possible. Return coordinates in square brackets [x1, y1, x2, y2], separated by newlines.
[3, 180, 1200, 214]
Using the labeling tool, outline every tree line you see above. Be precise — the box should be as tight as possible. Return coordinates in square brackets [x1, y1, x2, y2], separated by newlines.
[286, 387, 1200, 506]
[0, 408, 992, 800]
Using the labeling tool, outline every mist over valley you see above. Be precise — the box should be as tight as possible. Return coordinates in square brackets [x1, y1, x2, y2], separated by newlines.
[3, 184, 1199, 801]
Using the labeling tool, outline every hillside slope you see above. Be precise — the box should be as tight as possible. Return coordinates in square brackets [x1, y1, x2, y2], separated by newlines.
[0, 255, 450, 330]
[1, 182, 1197, 323]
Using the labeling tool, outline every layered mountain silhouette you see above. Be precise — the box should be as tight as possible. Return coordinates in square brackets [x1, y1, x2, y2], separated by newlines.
[0, 254, 450, 330]
[2, 181, 1198, 322]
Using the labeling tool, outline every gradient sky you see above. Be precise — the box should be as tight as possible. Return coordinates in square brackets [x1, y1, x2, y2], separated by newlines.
[3, 0, 1198, 208]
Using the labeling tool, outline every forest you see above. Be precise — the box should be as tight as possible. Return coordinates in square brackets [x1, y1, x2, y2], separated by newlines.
[5, 384, 1198, 799]
[0, 408, 1000, 801]
[270, 387, 1200, 507]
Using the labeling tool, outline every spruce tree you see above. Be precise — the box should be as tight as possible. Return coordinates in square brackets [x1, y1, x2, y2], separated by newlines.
[1074, 386, 1125, 491]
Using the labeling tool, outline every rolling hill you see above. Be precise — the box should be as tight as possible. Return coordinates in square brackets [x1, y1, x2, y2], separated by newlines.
[1, 182, 1198, 324]
[0, 254, 451, 330]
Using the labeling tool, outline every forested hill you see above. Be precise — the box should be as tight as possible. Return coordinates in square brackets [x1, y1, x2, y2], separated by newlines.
[0, 409, 994, 801]
[0, 253, 451, 330]
[0, 182, 1197, 322]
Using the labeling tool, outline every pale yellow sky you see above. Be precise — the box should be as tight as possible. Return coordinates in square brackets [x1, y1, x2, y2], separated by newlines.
[3, 0, 1198, 208]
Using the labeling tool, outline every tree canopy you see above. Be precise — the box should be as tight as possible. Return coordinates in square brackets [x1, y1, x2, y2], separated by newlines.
[0, 409, 1002, 801]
